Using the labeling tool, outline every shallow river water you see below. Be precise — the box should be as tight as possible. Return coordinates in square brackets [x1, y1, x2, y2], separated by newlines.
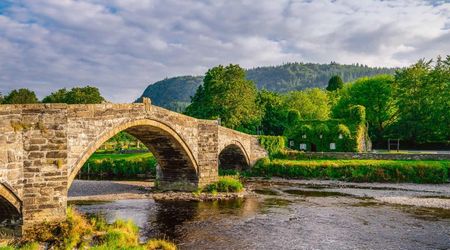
[73, 182, 450, 250]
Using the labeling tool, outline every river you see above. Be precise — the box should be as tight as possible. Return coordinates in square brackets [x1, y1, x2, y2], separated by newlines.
[71, 180, 450, 250]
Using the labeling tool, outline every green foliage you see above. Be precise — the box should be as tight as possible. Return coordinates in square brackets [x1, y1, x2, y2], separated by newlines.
[81, 153, 157, 178]
[332, 75, 396, 142]
[251, 158, 450, 184]
[185, 64, 261, 131]
[205, 176, 244, 193]
[284, 119, 363, 152]
[283, 88, 330, 120]
[391, 56, 450, 143]
[326, 75, 344, 91]
[138, 62, 394, 112]
[2, 89, 38, 104]
[12, 207, 177, 250]
[258, 136, 286, 155]
[257, 90, 287, 135]
[42, 86, 105, 104]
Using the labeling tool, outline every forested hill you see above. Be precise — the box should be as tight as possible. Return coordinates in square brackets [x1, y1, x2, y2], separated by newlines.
[137, 62, 396, 111]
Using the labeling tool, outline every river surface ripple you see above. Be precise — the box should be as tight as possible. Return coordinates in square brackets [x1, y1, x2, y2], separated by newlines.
[73, 182, 450, 250]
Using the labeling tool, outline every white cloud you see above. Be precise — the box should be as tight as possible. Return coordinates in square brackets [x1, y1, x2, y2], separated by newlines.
[0, 0, 449, 102]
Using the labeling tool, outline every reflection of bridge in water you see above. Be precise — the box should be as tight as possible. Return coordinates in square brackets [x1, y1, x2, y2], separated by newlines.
[0, 98, 267, 233]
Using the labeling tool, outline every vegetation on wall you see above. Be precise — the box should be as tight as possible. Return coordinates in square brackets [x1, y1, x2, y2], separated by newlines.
[258, 136, 286, 156]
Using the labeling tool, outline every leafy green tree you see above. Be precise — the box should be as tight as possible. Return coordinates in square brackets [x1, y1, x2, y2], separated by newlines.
[283, 88, 330, 120]
[332, 75, 397, 142]
[257, 90, 287, 135]
[326, 75, 344, 91]
[185, 64, 261, 131]
[392, 56, 450, 143]
[42, 86, 105, 104]
[42, 88, 68, 103]
[3, 88, 39, 104]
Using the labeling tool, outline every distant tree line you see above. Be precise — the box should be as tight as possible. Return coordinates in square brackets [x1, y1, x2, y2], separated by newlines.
[0, 85, 105, 104]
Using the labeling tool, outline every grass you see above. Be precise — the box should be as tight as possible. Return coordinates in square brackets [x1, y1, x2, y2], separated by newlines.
[88, 152, 154, 161]
[249, 158, 450, 184]
[204, 176, 244, 193]
[4, 207, 176, 250]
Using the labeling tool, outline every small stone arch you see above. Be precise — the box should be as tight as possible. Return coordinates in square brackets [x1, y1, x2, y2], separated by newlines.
[68, 119, 199, 190]
[0, 183, 21, 224]
[219, 141, 250, 171]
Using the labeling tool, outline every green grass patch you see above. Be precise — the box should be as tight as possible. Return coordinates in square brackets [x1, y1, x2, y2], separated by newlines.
[204, 176, 244, 193]
[80, 153, 157, 178]
[251, 158, 450, 184]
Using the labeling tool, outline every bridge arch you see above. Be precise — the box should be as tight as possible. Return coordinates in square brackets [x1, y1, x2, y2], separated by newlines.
[0, 183, 21, 224]
[68, 119, 199, 190]
[218, 141, 250, 171]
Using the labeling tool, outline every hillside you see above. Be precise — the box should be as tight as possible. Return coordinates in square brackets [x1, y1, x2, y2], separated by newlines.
[138, 62, 396, 111]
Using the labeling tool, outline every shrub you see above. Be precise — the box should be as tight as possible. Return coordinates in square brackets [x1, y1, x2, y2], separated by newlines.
[258, 136, 286, 156]
[205, 176, 244, 193]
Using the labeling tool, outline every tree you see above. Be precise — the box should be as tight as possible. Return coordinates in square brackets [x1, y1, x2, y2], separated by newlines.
[283, 88, 330, 120]
[3, 88, 39, 104]
[392, 56, 450, 143]
[257, 90, 287, 135]
[326, 75, 344, 91]
[332, 75, 397, 142]
[42, 86, 105, 104]
[185, 64, 260, 131]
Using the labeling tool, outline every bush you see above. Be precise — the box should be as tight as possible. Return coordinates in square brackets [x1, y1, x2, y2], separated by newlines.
[205, 176, 244, 193]
[251, 158, 449, 184]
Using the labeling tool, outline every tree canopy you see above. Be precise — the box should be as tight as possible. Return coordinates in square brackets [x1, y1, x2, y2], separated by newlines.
[332, 75, 396, 141]
[2, 88, 39, 104]
[42, 86, 105, 104]
[326, 75, 344, 91]
[185, 64, 260, 131]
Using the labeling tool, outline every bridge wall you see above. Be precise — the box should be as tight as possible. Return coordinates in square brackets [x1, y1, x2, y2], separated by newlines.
[0, 102, 267, 232]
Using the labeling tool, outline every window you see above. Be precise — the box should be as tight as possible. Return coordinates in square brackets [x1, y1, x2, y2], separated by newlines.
[300, 144, 307, 150]
[302, 134, 307, 139]
[319, 134, 323, 139]
[289, 140, 294, 147]
[330, 143, 336, 150]
[339, 134, 343, 139]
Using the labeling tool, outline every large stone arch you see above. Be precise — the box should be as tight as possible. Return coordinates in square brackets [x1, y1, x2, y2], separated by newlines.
[68, 119, 199, 190]
[0, 183, 21, 224]
[218, 141, 250, 171]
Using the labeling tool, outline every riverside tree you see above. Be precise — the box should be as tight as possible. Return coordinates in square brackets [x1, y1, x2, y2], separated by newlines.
[185, 64, 260, 131]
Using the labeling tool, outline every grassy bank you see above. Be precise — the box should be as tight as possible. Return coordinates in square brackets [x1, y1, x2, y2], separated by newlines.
[1, 207, 176, 250]
[249, 158, 450, 184]
[80, 153, 157, 179]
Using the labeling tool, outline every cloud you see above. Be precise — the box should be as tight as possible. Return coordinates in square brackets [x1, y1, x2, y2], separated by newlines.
[0, 0, 449, 102]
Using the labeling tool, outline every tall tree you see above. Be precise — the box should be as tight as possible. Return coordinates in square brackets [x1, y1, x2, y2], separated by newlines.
[3, 88, 39, 104]
[326, 75, 344, 91]
[332, 75, 397, 142]
[393, 56, 450, 143]
[257, 90, 287, 135]
[185, 64, 260, 131]
[42, 86, 105, 104]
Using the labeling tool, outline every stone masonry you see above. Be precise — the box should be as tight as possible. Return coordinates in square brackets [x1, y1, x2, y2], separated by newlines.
[0, 99, 267, 233]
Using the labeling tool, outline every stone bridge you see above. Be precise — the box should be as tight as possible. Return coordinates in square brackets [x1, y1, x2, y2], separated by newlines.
[0, 98, 267, 232]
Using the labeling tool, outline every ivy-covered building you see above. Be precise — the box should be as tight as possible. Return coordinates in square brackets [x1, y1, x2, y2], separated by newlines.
[285, 105, 371, 152]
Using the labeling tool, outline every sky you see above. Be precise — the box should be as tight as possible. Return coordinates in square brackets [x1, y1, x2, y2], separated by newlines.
[0, 0, 449, 103]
